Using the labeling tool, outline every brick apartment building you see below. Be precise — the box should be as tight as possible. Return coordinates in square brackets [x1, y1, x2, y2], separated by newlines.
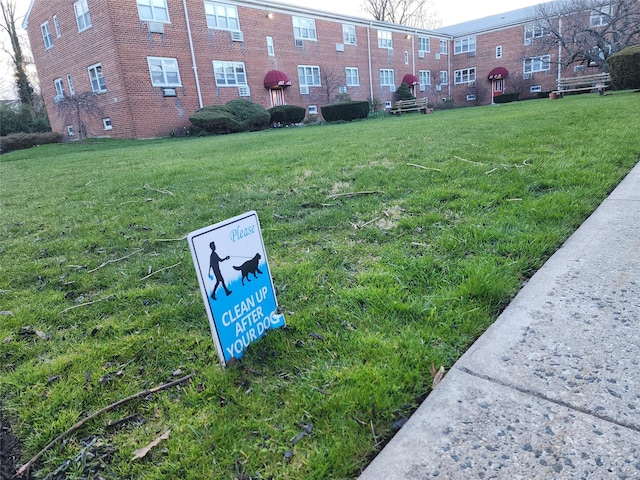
[22, 0, 629, 139]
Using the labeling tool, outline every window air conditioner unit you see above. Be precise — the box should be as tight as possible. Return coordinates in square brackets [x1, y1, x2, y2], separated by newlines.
[336, 43, 344, 52]
[300, 85, 309, 94]
[295, 38, 303, 47]
[389, 85, 396, 93]
[238, 86, 250, 97]
[419, 84, 425, 91]
[339, 86, 347, 94]
[148, 22, 164, 34]
[436, 85, 442, 91]
[523, 73, 532, 79]
[435, 53, 441, 60]
[418, 51, 425, 59]
[231, 31, 244, 42]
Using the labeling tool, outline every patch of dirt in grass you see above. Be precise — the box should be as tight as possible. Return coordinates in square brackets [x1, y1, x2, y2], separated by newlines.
[376, 205, 405, 230]
[1, 413, 21, 479]
[330, 181, 351, 194]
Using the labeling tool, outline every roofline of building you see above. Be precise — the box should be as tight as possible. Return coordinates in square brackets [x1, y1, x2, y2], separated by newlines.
[22, 0, 37, 29]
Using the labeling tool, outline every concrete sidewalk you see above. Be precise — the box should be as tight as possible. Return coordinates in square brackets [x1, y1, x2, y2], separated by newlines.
[359, 162, 640, 479]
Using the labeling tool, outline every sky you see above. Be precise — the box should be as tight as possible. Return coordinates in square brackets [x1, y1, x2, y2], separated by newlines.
[0, 0, 544, 99]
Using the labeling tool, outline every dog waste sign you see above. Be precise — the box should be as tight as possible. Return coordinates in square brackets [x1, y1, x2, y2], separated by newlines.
[188, 211, 285, 367]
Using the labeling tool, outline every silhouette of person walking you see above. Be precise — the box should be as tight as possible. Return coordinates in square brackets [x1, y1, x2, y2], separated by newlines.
[209, 241, 232, 300]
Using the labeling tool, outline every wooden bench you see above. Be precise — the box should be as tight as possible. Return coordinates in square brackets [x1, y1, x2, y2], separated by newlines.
[390, 97, 433, 115]
[552, 72, 611, 98]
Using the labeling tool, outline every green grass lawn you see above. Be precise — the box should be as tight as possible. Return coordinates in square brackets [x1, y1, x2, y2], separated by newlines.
[1, 92, 639, 479]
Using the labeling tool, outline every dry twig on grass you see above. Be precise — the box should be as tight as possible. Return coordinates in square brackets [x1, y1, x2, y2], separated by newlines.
[407, 163, 443, 172]
[15, 374, 194, 477]
[139, 262, 182, 281]
[143, 184, 174, 196]
[153, 235, 187, 243]
[453, 155, 486, 166]
[326, 190, 383, 200]
[87, 249, 143, 273]
[60, 295, 114, 315]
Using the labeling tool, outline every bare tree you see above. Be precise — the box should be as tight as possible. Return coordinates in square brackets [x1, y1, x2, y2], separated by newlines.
[56, 92, 104, 140]
[318, 66, 344, 104]
[0, 0, 34, 106]
[362, 0, 441, 29]
[533, 0, 640, 72]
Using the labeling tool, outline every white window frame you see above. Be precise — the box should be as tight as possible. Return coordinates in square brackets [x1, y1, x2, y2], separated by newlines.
[266, 36, 275, 56]
[345, 67, 359, 86]
[54, 78, 65, 101]
[298, 65, 321, 87]
[454, 67, 476, 84]
[439, 70, 448, 85]
[454, 36, 476, 54]
[419, 70, 431, 88]
[404, 51, 409, 65]
[524, 55, 551, 74]
[53, 15, 61, 37]
[379, 69, 394, 87]
[88, 63, 106, 93]
[103, 118, 113, 130]
[74, 0, 92, 32]
[66, 74, 75, 96]
[137, 0, 169, 23]
[378, 30, 392, 49]
[590, 4, 612, 27]
[147, 57, 181, 87]
[439, 39, 447, 54]
[293, 16, 316, 41]
[308, 105, 318, 115]
[418, 36, 430, 55]
[343, 24, 356, 45]
[530, 85, 542, 93]
[496, 45, 503, 59]
[213, 61, 247, 86]
[67, 125, 75, 136]
[41, 21, 53, 50]
[205, 2, 240, 31]
[524, 22, 548, 45]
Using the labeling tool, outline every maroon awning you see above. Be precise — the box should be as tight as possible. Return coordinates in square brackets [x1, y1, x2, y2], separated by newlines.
[264, 70, 291, 88]
[402, 74, 419, 86]
[488, 67, 509, 80]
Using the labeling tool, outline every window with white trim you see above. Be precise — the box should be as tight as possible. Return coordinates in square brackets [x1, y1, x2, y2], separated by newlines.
[266, 36, 274, 56]
[343, 24, 356, 45]
[590, 4, 612, 27]
[103, 118, 113, 130]
[378, 30, 392, 49]
[308, 105, 318, 115]
[404, 51, 409, 64]
[379, 69, 394, 86]
[53, 15, 61, 37]
[439, 70, 448, 85]
[454, 36, 476, 54]
[439, 39, 447, 54]
[293, 17, 316, 40]
[137, 0, 169, 22]
[66, 74, 75, 95]
[530, 85, 542, 93]
[345, 67, 359, 86]
[454, 67, 476, 84]
[88, 64, 106, 93]
[524, 55, 551, 74]
[524, 22, 548, 45]
[147, 57, 181, 86]
[419, 70, 431, 87]
[418, 36, 430, 54]
[298, 65, 321, 87]
[74, 0, 92, 32]
[204, 2, 239, 30]
[213, 61, 247, 86]
[67, 125, 75, 136]
[54, 78, 65, 101]
[41, 21, 53, 49]
[496, 45, 502, 59]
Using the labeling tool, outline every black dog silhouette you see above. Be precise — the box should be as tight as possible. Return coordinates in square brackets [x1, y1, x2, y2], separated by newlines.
[233, 253, 262, 285]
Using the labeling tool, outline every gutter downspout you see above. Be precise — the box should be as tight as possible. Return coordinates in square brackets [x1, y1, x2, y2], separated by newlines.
[557, 16, 563, 88]
[367, 23, 374, 102]
[447, 39, 452, 98]
[183, 0, 203, 109]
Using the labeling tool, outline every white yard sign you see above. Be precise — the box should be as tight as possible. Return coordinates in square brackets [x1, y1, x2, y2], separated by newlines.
[188, 211, 285, 366]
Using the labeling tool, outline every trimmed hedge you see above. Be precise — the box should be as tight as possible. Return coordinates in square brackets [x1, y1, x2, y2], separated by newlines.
[607, 44, 640, 90]
[493, 93, 519, 104]
[320, 101, 370, 122]
[189, 99, 270, 134]
[268, 105, 306, 125]
[0, 131, 63, 154]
